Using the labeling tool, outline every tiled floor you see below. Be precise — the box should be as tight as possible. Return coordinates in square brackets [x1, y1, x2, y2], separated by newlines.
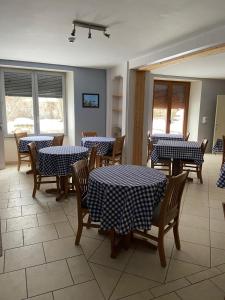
[0, 154, 225, 300]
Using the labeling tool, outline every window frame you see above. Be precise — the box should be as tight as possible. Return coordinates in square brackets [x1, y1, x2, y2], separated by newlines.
[1, 67, 67, 137]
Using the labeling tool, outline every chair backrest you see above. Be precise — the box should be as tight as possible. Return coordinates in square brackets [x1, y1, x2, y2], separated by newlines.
[222, 136, 225, 165]
[200, 138, 208, 154]
[112, 135, 125, 158]
[27, 142, 38, 174]
[72, 159, 89, 209]
[82, 131, 97, 138]
[14, 132, 28, 151]
[184, 132, 190, 141]
[158, 172, 188, 226]
[89, 146, 97, 171]
[52, 135, 64, 146]
[147, 139, 154, 158]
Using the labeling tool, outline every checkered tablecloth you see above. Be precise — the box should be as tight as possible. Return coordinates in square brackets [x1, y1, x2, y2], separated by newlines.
[151, 140, 203, 165]
[87, 165, 167, 234]
[81, 137, 115, 155]
[217, 163, 225, 188]
[39, 146, 89, 176]
[150, 134, 184, 144]
[212, 139, 223, 153]
[19, 136, 53, 152]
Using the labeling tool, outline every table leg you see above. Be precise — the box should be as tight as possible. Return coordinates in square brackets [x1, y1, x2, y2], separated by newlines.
[96, 155, 103, 168]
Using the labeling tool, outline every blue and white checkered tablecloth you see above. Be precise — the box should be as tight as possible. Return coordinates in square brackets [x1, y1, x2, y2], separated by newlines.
[39, 146, 89, 176]
[19, 136, 53, 152]
[217, 163, 225, 188]
[151, 140, 203, 165]
[150, 134, 184, 144]
[212, 139, 223, 153]
[87, 165, 167, 235]
[81, 137, 115, 155]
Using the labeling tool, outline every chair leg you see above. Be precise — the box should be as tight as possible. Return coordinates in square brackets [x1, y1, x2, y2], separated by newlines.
[56, 176, 60, 193]
[158, 231, 166, 267]
[75, 222, 83, 245]
[110, 229, 117, 258]
[86, 215, 91, 229]
[17, 155, 21, 171]
[32, 177, 37, 198]
[198, 166, 203, 184]
[173, 223, 181, 250]
[37, 175, 41, 190]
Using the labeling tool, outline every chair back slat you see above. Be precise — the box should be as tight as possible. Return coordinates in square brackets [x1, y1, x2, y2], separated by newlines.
[72, 159, 89, 202]
[27, 142, 38, 174]
[89, 146, 97, 171]
[148, 140, 153, 158]
[82, 131, 97, 137]
[159, 172, 188, 225]
[14, 132, 28, 151]
[52, 135, 64, 146]
[184, 132, 190, 141]
[200, 138, 208, 154]
[112, 136, 125, 157]
[222, 136, 225, 165]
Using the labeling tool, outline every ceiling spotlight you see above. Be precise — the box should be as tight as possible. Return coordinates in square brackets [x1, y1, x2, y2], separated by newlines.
[88, 28, 92, 39]
[104, 31, 110, 38]
[68, 36, 75, 43]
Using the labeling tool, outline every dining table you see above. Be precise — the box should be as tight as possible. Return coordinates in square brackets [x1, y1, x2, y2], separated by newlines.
[151, 140, 203, 176]
[81, 136, 115, 166]
[86, 165, 167, 256]
[150, 133, 184, 144]
[39, 145, 89, 201]
[19, 135, 53, 152]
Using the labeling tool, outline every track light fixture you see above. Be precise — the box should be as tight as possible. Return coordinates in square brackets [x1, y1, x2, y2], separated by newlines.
[68, 20, 110, 42]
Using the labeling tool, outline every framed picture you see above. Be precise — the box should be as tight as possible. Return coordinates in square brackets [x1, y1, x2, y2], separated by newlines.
[82, 93, 99, 108]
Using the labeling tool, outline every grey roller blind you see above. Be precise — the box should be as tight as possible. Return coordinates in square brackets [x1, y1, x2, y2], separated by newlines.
[37, 73, 63, 98]
[4, 71, 32, 97]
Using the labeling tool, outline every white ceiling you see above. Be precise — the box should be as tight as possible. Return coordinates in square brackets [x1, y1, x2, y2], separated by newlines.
[152, 52, 225, 79]
[1, 0, 225, 68]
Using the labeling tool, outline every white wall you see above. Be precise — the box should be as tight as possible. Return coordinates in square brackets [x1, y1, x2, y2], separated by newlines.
[187, 81, 202, 141]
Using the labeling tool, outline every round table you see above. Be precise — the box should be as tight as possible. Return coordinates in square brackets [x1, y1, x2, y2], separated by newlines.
[87, 165, 167, 234]
[19, 136, 53, 152]
[81, 136, 115, 155]
[39, 146, 89, 200]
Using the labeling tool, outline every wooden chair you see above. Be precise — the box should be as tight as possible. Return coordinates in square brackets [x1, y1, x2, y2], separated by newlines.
[82, 131, 97, 137]
[14, 132, 31, 171]
[134, 171, 188, 267]
[222, 135, 225, 167]
[184, 132, 190, 141]
[88, 146, 97, 171]
[182, 139, 208, 184]
[72, 159, 100, 245]
[149, 140, 172, 176]
[52, 135, 64, 146]
[102, 136, 125, 165]
[27, 142, 59, 198]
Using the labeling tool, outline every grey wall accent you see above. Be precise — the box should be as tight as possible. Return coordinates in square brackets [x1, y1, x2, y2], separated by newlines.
[74, 68, 106, 144]
[198, 79, 225, 151]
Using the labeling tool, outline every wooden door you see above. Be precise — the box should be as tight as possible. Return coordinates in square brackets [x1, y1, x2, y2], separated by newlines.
[213, 95, 225, 144]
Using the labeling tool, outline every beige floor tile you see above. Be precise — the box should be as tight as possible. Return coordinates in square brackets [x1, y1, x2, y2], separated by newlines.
[154, 293, 181, 300]
[176, 280, 224, 300]
[166, 259, 206, 282]
[82, 227, 105, 241]
[22, 204, 49, 216]
[211, 231, 225, 250]
[0, 269, 27, 300]
[7, 215, 38, 231]
[43, 236, 82, 262]
[54, 222, 74, 238]
[90, 239, 133, 271]
[53, 280, 104, 300]
[209, 200, 224, 208]
[210, 208, 225, 221]
[80, 236, 103, 259]
[180, 214, 209, 230]
[0, 254, 4, 273]
[151, 278, 190, 297]
[24, 224, 58, 245]
[27, 260, 73, 297]
[37, 210, 67, 226]
[211, 273, 225, 292]
[1, 219, 6, 233]
[0, 191, 20, 200]
[186, 267, 221, 283]
[172, 241, 210, 267]
[217, 263, 225, 272]
[2, 230, 23, 250]
[210, 219, 225, 234]
[27, 293, 53, 300]
[5, 243, 45, 272]
[211, 247, 225, 267]
[90, 262, 121, 299]
[67, 255, 93, 283]
[179, 226, 210, 246]
[0, 207, 21, 219]
[122, 290, 154, 300]
[182, 205, 209, 218]
[110, 273, 158, 300]
[0, 200, 8, 209]
[7, 197, 38, 207]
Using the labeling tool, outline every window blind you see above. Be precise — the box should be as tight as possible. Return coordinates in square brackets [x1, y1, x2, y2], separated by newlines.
[4, 71, 32, 97]
[37, 73, 63, 98]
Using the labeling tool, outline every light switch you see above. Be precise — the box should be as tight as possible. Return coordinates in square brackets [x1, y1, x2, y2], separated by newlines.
[202, 116, 207, 124]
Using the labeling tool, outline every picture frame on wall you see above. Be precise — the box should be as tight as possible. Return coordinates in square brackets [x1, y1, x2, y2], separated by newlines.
[82, 93, 99, 108]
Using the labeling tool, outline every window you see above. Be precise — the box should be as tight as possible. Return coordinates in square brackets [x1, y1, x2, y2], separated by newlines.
[152, 80, 190, 135]
[2, 69, 65, 135]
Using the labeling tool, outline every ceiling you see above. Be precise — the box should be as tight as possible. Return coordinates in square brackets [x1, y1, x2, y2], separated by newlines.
[152, 52, 225, 79]
[1, 0, 225, 68]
